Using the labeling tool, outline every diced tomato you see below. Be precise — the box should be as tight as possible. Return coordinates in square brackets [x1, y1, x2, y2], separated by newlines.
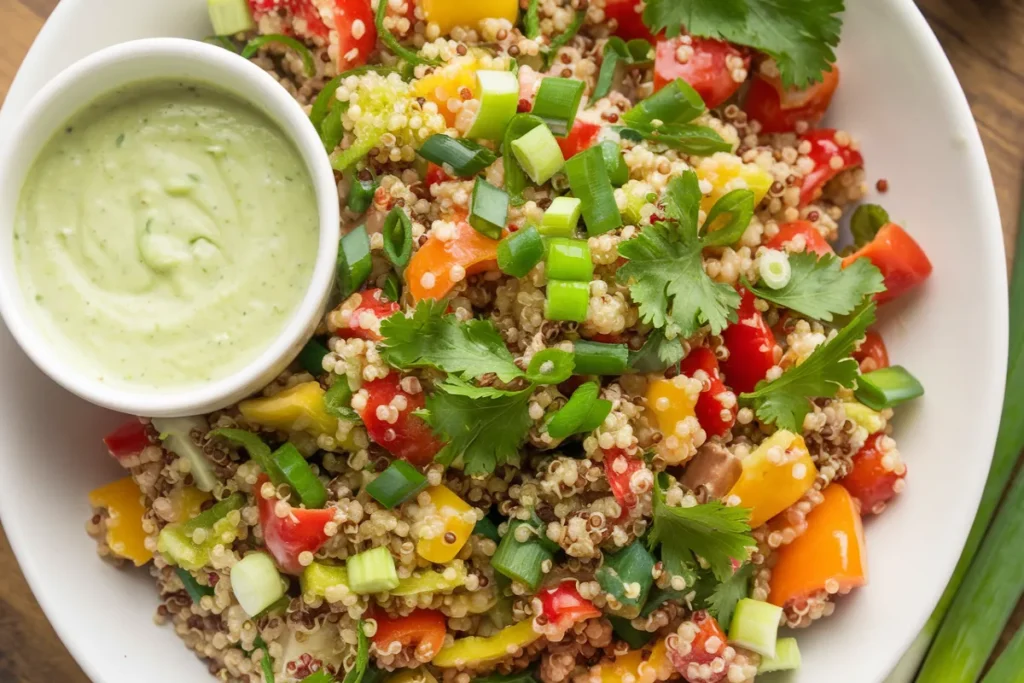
[853, 330, 890, 373]
[333, 0, 376, 70]
[255, 474, 334, 575]
[744, 64, 840, 134]
[425, 162, 452, 192]
[842, 223, 932, 304]
[537, 581, 601, 632]
[358, 375, 443, 466]
[332, 289, 400, 341]
[103, 421, 152, 462]
[654, 37, 749, 109]
[604, 448, 644, 509]
[603, 0, 657, 42]
[248, 0, 331, 40]
[667, 611, 729, 683]
[557, 118, 603, 159]
[799, 129, 865, 207]
[679, 347, 736, 438]
[842, 433, 907, 515]
[764, 221, 834, 257]
[720, 289, 777, 394]
[372, 609, 447, 661]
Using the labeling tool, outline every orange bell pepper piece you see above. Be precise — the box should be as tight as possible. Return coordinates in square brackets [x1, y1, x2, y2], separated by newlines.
[372, 608, 447, 662]
[726, 430, 817, 528]
[842, 223, 932, 304]
[88, 477, 152, 567]
[594, 638, 674, 683]
[768, 483, 868, 607]
[406, 220, 499, 302]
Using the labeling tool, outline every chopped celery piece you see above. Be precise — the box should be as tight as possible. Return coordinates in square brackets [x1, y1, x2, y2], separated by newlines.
[208, 0, 254, 36]
[540, 196, 582, 237]
[728, 598, 782, 658]
[468, 70, 520, 140]
[511, 125, 565, 185]
[854, 365, 924, 410]
[152, 417, 216, 492]
[347, 546, 399, 594]
[231, 552, 285, 617]
[757, 637, 801, 674]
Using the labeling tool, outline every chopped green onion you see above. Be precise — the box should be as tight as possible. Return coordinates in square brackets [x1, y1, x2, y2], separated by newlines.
[210, 428, 284, 486]
[596, 542, 656, 617]
[599, 140, 629, 187]
[332, 129, 382, 171]
[854, 366, 924, 411]
[341, 619, 370, 683]
[383, 207, 414, 268]
[365, 460, 427, 509]
[523, 0, 540, 39]
[617, 122, 732, 156]
[323, 376, 359, 421]
[532, 77, 585, 136]
[542, 9, 586, 69]
[337, 225, 372, 297]
[152, 417, 217, 492]
[758, 249, 792, 289]
[851, 203, 890, 247]
[511, 124, 565, 185]
[545, 279, 590, 322]
[418, 134, 498, 177]
[498, 225, 545, 277]
[383, 271, 402, 304]
[375, 0, 440, 66]
[540, 196, 582, 237]
[347, 171, 377, 215]
[271, 443, 327, 508]
[547, 382, 612, 439]
[546, 238, 594, 282]
[469, 177, 509, 239]
[526, 348, 575, 385]
[982, 626, 1024, 683]
[728, 599, 782, 658]
[347, 546, 400, 594]
[467, 70, 520, 140]
[757, 637, 801, 674]
[609, 615, 654, 649]
[241, 35, 315, 77]
[174, 566, 214, 604]
[573, 340, 629, 375]
[492, 523, 553, 591]
[255, 636, 276, 683]
[207, 0, 254, 36]
[503, 114, 545, 205]
[592, 38, 653, 101]
[320, 101, 347, 152]
[230, 552, 285, 617]
[473, 516, 502, 544]
[565, 146, 623, 236]
[623, 78, 705, 127]
[298, 338, 330, 376]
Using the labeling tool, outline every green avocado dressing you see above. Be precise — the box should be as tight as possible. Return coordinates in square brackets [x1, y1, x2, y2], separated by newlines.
[14, 81, 320, 390]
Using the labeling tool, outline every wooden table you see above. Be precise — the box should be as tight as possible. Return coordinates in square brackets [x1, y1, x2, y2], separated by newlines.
[0, 0, 1022, 681]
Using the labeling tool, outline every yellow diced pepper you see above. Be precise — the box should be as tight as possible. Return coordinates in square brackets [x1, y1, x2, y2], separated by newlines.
[421, 0, 519, 35]
[647, 376, 701, 464]
[391, 563, 468, 596]
[238, 382, 337, 439]
[88, 477, 153, 567]
[416, 485, 475, 564]
[843, 402, 885, 435]
[411, 54, 481, 127]
[168, 486, 211, 523]
[727, 430, 817, 528]
[595, 638, 674, 683]
[433, 620, 541, 668]
[696, 152, 773, 216]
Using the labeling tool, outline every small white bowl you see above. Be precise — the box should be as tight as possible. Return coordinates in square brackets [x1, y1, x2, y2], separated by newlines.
[0, 37, 339, 418]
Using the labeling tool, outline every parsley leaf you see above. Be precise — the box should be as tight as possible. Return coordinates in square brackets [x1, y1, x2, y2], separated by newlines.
[741, 301, 877, 431]
[702, 563, 753, 629]
[642, 0, 844, 88]
[747, 253, 885, 321]
[648, 474, 754, 582]
[421, 380, 533, 475]
[379, 300, 524, 383]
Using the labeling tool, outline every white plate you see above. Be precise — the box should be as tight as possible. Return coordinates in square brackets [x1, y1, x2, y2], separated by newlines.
[0, 1, 1007, 682]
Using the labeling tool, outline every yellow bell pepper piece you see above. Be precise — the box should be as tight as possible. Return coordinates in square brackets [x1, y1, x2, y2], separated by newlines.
[696, 152, 773, 216]
[647, 376, 701, 464]
[238, 382, 337, 439]
[168, 486, 211, 523]
[391, 563, 468, 596]
[433, 619, 541, 668]
[412, 54, 481, 127]
[843, 402, 885, 435]
[387, 670, 438, 683]
[416, 485, 475, 564]
[595, 638, 674, 683]
[88, 477, 152, 567]
[422, 0, 519, 35]
[727, 430, 817, 528]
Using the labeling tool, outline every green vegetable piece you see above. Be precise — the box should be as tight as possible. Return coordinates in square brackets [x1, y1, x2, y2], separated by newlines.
[375, 0, 440, 66]
[470, 177, 510, 239]
[596, 542, 656, 617]
[418, 134, 498, 177]
[347, 546, 399, 594]
[337, 225, 372, 298]
[498, 225, 545, 278]
[298, 338, 330, 376]
[175, 566, 215, 604]
[382, 271, 402, 304]
[341, 619, 370, 683]
[573, 340, 629, 375]
[158, 493, 246, 569]
[624, 78, 705, 126]
[492, 524, 553, 591]
[152, 417, 217, 492]
[241, 35, 315, 77]
[231, 551, 285, 617]
[390, 564, 468, 596]
[210, 428, 284, 486]
[347, 172, 377, 215]
[473, 516, 502, 544]
[609, 616, 654, 649]
[525, 348, 575, 385]
[546, 238, 593, 282]
[532, 77, 586, 136]
[746, 253, 885, 322]
[728, 598, 782, 658]
[383, 206, 414, 268]
[599, 140, 629, 187]
[565, 146, 622, 236]
[503, 114, 546, 205]
[854, 365, 924, 411]
[850, 203, 890, 247]
[511, 125, 566, 185]
[545, 279, 590, 322]
[300, 562, 349, 597]
[365, 460, 428, 509]
[467, 70, 520, 140]
[542, 8, 586, 68]
[627, 329, 685, 373]
[757, 637, 802, 674]
[255, 635, 276, 683]
[323, 375, 359, 421]
[540, 196, 583, 237]
[207, 0, 254, 36]
[547, 382, 612, 439]
[271, 443, 328, 509]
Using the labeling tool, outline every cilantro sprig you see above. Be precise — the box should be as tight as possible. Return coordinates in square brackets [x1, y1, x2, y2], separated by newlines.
[747, 252, 885, 321]
[642, 0, 845, 88]
[700, 562, 754, 629]
[741, 301, 877, 431]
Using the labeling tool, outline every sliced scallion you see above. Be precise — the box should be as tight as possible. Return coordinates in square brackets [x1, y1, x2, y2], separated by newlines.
[347, 546, 400, 594]
[366, 460, 428, 509]
[498, 225, 545, 277]
[523, 0, 540, 38]
[467, 70, 520, 141]
[532, 77, 585, 137]
[617, 122, 732, 156]
[623, 78, 705, 127]
[271, 443, 328, 509]
[241, 35, 316, 77]
[469, 177, 509, 239]
[297, 338, 329, 377]
[375, 0, 440, 66]
[383, 207, 414, 268]
[525, 348, 575, 385]
[758, 249, 792, 290]
[331, 129, 382, 172]
[492, 524, 553, 591]
[383, 271, 402, 304]
[210, 428, 284, 486]
[547, 382, 611, 439]
[565, 146, 622, 236]
[418, 134, 498, 178]
[573, 340, 629, 375]
[175, 567, 215, 604]
[540, 196, 583, 237]
[599, 140, 629, 187]
[337, 225, 372, 297]
[546, 238, 594, 282]
[473, 516, 502, 544]
[347, 171, 377, 215]
[596, 542, 655, 616]
[854, 366, 924, 411]
[503, 114, 545, 205]
[511, 124, 565, 185]
[545, 279, 590, 322]
[320, 101, 347, 152]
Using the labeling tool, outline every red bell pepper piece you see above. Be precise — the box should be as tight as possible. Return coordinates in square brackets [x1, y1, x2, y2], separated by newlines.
[764, 220, 834, 257]
[332, 288, 400, 341]
[255, 474, 334, 575]
[799, 128, 865, 207]
[654, 37, 749, 109]
[557, 118, 603, 159]
[842, 223, 932, 304]
[667, 610, 730, 683]
[425, 162, 452, 192]
[357, 375, 443, 466]
[744, 65, 840, 134]
[604, 448, 644, 510]
[372, 608, 447, 661]
[853, 330, 890, 372]
[603, 0, 657, 42]
[537, 580, 601, 632]
[679, 347, 736, 438]
[333, 0, 376, 70]
[103, 421, 152, 462]
[720, 289, 777, 394]
[842, 433, 907, 515]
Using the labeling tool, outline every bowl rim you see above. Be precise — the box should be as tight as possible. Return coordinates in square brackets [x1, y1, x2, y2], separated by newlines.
[0, 36, 340, 418]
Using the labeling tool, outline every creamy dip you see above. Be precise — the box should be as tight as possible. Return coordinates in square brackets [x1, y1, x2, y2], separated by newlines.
[14, 81, 319, 389]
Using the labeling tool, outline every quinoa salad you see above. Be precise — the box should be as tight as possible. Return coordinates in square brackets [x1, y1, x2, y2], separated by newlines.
[86, 1, 935, 682]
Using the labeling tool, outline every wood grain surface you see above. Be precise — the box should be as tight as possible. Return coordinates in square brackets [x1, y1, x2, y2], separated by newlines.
[0, 0, 1022, 681]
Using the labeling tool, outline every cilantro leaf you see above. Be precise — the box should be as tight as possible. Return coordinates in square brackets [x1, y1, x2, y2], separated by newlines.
[741, 301, 877, 431]
[703, 563, 753, 629]
[422, 380, 533, 475]
[747, 253, 885, 321]
[648, 474, 754, 581]
[341, 619, 369, 683]
[379, 300, 523, 383]
[628, 329, 685, 373]
[642, 0, 844, 88]
[593, 38, 653, 101]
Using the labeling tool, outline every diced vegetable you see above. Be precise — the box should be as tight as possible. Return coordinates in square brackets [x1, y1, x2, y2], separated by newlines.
[768, 483, 867, 607]
[151, 417, 217, 493]
[469, 177, 509, 239]
[231, 552, 285, 617]
[852, 330, 890, 373]
[415, 485, 475, 563]
[665, 611, 729, 682]
[726, 430, 816, 528]
[348, 546, 400, 594]
[855, 365, 924, 411]
[654, 37, 750, 109]
[241, 35, 316, 77]
[175, 567, 214, 604]
[157, 492, 245, 570]
[720, 289, 777, 394]
[695, 153, 773, 215]
[546, 238, 593, 281]
[511, 124, 565, 185]
[467, 70, 521, 140]
[208, 0, 255, 35]
[406, 219, 499, 302]
[300, 561, 349, 598]
[765, 220, 834, 257]
[624, 79, 705, 127]
[421, 0, 519, 35]
[373, 609, 447, 662]
[678, 346, 737, 438]
[103, 421, 151, 462]
[432, 620, 541, 668]
[841, 432, 907, 515]
[757, 637, 802, 674]
[646, 377, 699, 464]
[525, 348, 575, 385]
[556, 118, 603, 159]
[546, 382, 612, 439]
[536, 580, 601, 631]
[357, 375, 442, 465]
[239, 381, 338, 439]
[565, 145, 623, 236]
[347, 171, 378, 215]
[799, 128, 864, 206]
[609, 616, 655, 649]
[842, 223, 932, 303]
[492, 519, 554, 590]
[604, 447, 644, 511]
[544, 280, 590, 322]
[573, 340, 629, 375]
[744, 65, 840, 134]
[539, 196, 583, 237]
[366, 460, 428, 509]
[591, 638, 673, 683]
[383, 207, 414, 268]
[532, 77, 585, 136]
[728, 599, 782, 658]
[758, 249, 792, 289]
[599, 140, 629, 187]
[498, 225, 545, 277]
[298, 338, 330, 376]
[88, 477, 153, 567]
[596, 542, 656, 617]
[271, 443, 328, 509]
[338, 225, 373, 298]
[418, 134, 497, 177]
[842, 402, 885, 435]
[390, 564, 469, 596]
[255, 475, 334, 575]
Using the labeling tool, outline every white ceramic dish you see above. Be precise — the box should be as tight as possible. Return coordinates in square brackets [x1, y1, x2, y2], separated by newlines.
[0, 37, 340, 418]
[0, 0, 1006, 682]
